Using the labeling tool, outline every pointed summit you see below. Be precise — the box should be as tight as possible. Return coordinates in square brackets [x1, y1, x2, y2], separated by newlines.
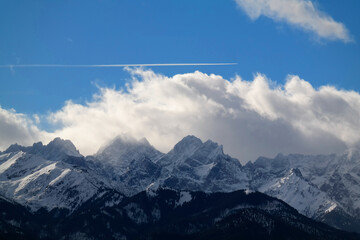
[94, 135, 163, 174]
[40, 138, 81, 161]
[139, 137, 151, 145]
[160, 136, 228, 167]
[46, 138, 79, 154]
[96, 134, 153, 155]
[172, 135, 203, 156]
[290, 168, 303, 178]
[196, 140, 225, 161]
[3, 138, 81, 161]
[4, 143, 28, 153]
[157, 135, 247, 192]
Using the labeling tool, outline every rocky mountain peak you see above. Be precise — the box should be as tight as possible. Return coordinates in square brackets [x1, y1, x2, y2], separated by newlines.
[40, 137, 82, 161]
[289, 167, 303, 178]
[172, 135, 203, 155]
[46, 138, 79, 154]
[3, 138, 80, 161]
[96, 135, 153, 155]
[198, 140, 225, 160]
[94, 135, 163, 174]
[1, 136, 360, 234]
[4, 143, 27, 153]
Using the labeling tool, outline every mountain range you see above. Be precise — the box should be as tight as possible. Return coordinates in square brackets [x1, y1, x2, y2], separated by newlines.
[0, 135, 359, 239]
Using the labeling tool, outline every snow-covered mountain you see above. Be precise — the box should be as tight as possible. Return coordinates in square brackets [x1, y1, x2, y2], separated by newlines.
[1, 188, 358, 240]
[157, 135, 249, 192]
[0, 138, 110, 212]
[94, 135, 164, 174]
[245, 153, 360, 232]
[87, 135, 249, 195]
[1, 135, 360, 233]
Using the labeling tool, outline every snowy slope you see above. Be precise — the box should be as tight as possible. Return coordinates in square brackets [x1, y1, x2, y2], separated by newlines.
[94, 135, 164, 175]
[284, 153, 360, 218]
[0, 138, 109, 212]
[82, 135, 165, 195]
[90, 135, 249, 195]
[4, 137, 82, 162]
[157, 136, 249, 192]
[246, 153, 360, 232]
[1, 135, 360, 233]
[117, 156, 162, 195]
[257, 168, 337, 218]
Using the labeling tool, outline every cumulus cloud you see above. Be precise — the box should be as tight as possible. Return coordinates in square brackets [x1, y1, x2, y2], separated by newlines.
[235, 0, 352, 42]
[2, 68, 360, 163]
[39, 68, 357, 162]
[0, 107, 51, 151]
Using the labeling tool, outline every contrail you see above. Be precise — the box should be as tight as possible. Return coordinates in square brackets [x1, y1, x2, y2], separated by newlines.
[0, 63, 237, 68]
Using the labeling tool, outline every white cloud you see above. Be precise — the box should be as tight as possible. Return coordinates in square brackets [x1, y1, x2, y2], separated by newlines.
[41, 68, 357, 162]
[0, 107, 51, 151]
[235, 0, 352, 42]
[2, 69, 360, 163]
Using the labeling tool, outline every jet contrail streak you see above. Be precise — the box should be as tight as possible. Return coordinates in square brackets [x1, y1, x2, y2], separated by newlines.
[0, 63, 237, 68]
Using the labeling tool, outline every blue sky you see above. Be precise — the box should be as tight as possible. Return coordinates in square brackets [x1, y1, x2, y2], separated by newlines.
[1, 0, 359, 114]
[1, 0, 360, 161]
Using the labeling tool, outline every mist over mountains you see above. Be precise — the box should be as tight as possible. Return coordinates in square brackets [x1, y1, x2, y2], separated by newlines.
[2, 68, 360, 163]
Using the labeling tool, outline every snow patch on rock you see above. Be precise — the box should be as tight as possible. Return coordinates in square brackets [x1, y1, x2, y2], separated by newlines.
[175, 191, 192, 207]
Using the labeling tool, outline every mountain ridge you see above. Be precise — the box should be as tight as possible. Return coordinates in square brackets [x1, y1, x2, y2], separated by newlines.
[0, 188, 359, 240]
[0, 135, 360, 234]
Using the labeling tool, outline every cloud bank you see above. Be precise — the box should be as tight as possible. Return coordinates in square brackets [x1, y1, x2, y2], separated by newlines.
[1, 68, 360, 163]
[0, 107, 51, 150]
[235, 0, 352, 42]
